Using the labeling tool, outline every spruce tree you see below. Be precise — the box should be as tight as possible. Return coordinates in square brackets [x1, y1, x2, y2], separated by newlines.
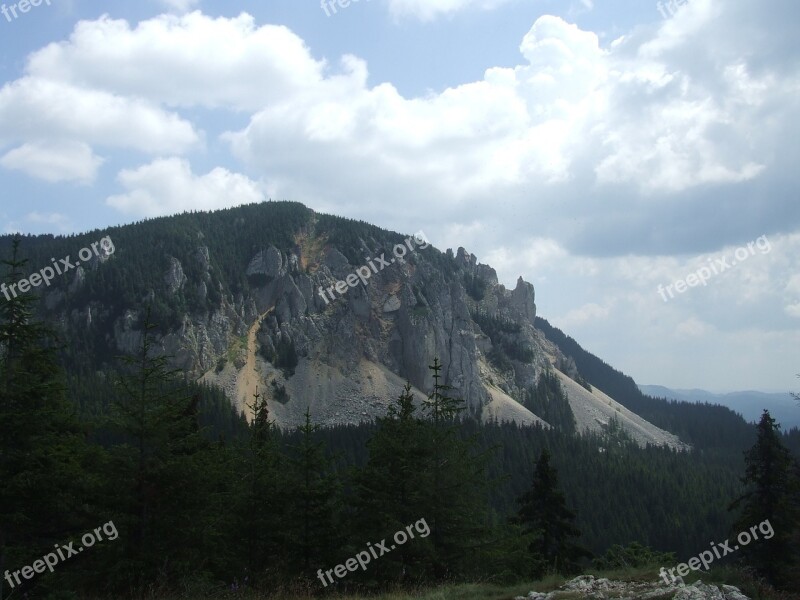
[514, 449, 591, 577]
[0, 240, 96, 598]
[729, 410, 799, 587]
[236, 387, 287, 586]
[352, 383, 432, 584]
[105, 306, 207, 589]
[285, 409, 343, 580]
[420, 358, 492, 579]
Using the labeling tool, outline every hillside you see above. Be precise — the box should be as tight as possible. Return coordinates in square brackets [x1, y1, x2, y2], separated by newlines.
[2, 201, 683, 448]
[639, 385, 800, 430]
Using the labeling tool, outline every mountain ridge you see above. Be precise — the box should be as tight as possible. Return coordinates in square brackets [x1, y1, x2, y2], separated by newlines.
[0, 201, 691, 448]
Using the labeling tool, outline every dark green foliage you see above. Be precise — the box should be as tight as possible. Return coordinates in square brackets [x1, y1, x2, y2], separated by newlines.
[420, 359, 494, 580]
[5, 230, 798, 596]
[729, 410, 800, 587]
[524, 371, 577, 434]
[592, 542, 676, 570]
[284, 409, 344, 578]
[513, 449, 592, 577]
[351, 384, 434, 585]
[102, 307, 210, 590]
[0, 201, 312, 371]
[271, 379, 290, 404]
[472, 310, 521, 335]
[274, 336, 298, 377]
[473, 310, 534, 366]
[234, 389, 287, 585]
[463, 272, 487, 301]
[574, 372, 592, 391]
[535, 316, 757, 452]
[487, 345, 514, 372]
[261, 336, 299, 377]
[0, 240, 99, 599]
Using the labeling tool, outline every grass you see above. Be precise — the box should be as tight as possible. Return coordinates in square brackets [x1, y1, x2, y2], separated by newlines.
[84, 566, 800, 600]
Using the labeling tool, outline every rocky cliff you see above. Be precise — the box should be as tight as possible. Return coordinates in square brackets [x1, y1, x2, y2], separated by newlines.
[37, 203, 685, 449]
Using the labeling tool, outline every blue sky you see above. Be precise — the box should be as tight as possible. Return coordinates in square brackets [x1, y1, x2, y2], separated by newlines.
[1, 0, 798, 393]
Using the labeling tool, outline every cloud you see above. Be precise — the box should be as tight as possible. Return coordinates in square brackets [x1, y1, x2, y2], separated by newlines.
[106, 157, 264, 218]
[676, 317, 713, 337]
[0, 78, 200, 154]
[25, 12, 326, 111]
[556, 302, 612, 328]
[220, 4, 799, 257]
[0, 3, 797, 389]
[7, 5, 796, 257]
[0, 141, 104, 184]
[25, 212, 72, 232]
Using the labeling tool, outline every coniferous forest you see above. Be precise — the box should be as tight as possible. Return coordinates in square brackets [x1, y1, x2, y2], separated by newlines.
[2, 216, 800, 599]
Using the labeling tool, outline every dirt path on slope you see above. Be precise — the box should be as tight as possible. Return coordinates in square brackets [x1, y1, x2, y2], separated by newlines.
[236, 307, 273, 421]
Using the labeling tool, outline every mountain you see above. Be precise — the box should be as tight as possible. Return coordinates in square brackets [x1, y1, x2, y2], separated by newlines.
[0, 201, 692, 449]
[639, 385, 800, 430]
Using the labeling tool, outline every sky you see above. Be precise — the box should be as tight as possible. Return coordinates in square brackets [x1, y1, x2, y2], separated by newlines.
[0, 0, 798, 393]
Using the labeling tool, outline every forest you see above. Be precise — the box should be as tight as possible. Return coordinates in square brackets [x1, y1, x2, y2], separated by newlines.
[1, 213, 799, 598]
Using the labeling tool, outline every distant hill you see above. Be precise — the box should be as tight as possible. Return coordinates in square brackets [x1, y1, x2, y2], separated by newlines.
[639, 385, 800, 429]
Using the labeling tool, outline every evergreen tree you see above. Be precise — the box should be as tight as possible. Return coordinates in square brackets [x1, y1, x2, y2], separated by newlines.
[729, 410, 800, 587]
[524, 371, 577, 433]
[352, 384, 432, 584]
[285, 409, 343, 580]
[514, 449, 591, 577]
[105, 307, 207, 590]
[236, 388, 287, 586]
[0, 240, 97, 598]
[420, 358, 493, 579]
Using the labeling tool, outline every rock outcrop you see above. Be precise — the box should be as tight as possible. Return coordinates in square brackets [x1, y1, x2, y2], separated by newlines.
[516, 575, 751, 600]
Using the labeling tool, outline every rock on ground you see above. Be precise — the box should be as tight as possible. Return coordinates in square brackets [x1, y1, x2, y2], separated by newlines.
[515, 575, 750, 600]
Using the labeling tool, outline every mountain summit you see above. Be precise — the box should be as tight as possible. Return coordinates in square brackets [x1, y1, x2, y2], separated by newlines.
[10, 201, 683, 448]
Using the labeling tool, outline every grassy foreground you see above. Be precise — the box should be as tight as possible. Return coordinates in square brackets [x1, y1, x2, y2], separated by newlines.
[90, 566, 800, 600]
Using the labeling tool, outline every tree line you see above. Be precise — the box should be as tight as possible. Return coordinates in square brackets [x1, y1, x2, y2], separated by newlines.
[2, 240, 799, 598]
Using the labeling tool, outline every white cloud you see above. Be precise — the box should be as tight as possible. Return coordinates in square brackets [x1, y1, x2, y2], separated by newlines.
[556, 302, 612, 328]
[676, 317, 713, 337]
[26, 12, 326, 111]
[0, 78, 200, 154]
[26, 212, 72, 232]
[106, 157, 264, 218]
[0, 141, 104, 184]
[1, 3, 798, 391]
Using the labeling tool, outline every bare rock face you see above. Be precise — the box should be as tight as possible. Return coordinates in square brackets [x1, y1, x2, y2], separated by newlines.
[83, 221, 682, 444]
[164, 256, 187, 294]
[510, 275, 536, 324]
[516, 575, 751, 600]
[246, 246, 284, 279]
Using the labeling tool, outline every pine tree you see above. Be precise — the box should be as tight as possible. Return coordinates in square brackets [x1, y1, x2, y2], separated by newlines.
[105, 306, 207, 589]
[420, 358, 492, 579]
[352, 383, 432, 583]
[514, 449, 591, 577]
[237, 387, 287, 585]
[285, 409, 343, 579]
[729, 410, 800, 587]
[0, 239, 96, 598]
